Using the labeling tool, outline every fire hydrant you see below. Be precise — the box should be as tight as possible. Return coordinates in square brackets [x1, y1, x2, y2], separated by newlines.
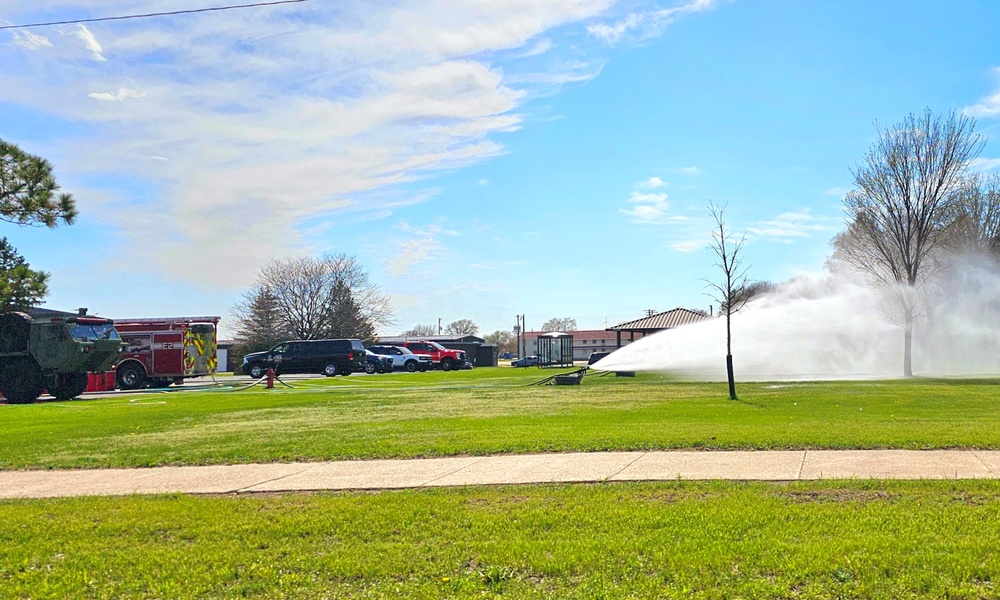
[266, 368, 275, 389]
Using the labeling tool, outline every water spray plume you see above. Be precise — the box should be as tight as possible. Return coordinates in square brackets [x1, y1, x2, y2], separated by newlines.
[593, 256, 1000, 380]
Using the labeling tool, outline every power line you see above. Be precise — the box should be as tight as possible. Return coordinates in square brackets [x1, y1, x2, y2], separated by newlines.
[0, 0, 310, 31]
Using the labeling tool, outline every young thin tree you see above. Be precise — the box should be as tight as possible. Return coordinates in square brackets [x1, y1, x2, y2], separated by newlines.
[704, 202, 749, 400]
[837, 108, 983, 376]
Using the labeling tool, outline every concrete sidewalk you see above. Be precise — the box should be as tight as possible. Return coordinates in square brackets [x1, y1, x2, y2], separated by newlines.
[3, 450, 1000, 499]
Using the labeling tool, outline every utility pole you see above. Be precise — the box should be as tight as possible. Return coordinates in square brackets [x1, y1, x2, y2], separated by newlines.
[437, 317, 442, 335]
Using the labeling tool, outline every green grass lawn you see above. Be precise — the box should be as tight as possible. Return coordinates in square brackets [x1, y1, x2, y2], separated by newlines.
[3, 368, 1000, 469]
[5, 370, 1000, 598]
[2, 480, 999, 599]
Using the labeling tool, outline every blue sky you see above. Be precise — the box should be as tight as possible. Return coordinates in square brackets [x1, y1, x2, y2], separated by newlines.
[2, 0, 1000, 339]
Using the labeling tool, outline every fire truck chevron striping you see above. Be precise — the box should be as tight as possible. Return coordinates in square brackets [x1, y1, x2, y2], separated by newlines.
[113, 317, 220, 390]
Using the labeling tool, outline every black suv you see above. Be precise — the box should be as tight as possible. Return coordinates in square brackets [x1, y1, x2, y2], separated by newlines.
[242, 339, 366, 378]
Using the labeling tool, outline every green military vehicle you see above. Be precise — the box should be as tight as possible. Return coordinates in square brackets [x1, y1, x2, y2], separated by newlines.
[0, 309, 125, 404]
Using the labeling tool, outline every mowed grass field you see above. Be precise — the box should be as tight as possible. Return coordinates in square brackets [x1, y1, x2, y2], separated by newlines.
[2, 368, 1000, 469]
[5, 368, 1000, 598]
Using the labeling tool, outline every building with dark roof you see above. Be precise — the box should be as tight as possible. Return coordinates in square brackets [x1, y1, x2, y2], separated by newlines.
[607, 307, 711, 347]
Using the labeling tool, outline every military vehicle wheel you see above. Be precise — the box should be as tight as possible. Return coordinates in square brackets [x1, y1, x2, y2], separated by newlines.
[0, 359, 44, 404]
[51, 372, 89, 400]
[116, 362, 147, 390]
[322, 362, 338, 377]
[0, 312, 31, 353]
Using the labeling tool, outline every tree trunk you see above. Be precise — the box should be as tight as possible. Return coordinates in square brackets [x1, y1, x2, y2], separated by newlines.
[903, 302, 914, 377]
[726, 354, 737, 400]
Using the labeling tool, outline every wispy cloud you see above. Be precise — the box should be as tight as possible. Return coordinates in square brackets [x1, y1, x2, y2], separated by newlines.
[88, 87, 147, 102]
[748, 210, 837, 242]
[384, 221, 459, 276]
[971, 157, 1000, 172]
[964, 67, 1000, 118]
[671, 240, 703, 252]
[642, 176, 666, 188]
[9, 29, 51, 50]
[824, 186, 849, 197]
[0, 0, 712, 290]
[63, 24, 105, 62]
[587, 0, 720, 45]
[672, 166, 700, 176]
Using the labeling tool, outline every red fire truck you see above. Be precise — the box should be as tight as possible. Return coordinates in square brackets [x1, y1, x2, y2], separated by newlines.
[113, 317, 220, 390]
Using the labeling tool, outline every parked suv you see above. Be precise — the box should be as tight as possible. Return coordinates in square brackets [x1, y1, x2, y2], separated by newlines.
[367, 345, 432, 372]
[242, 339, 365, 378]
[400, 340, 470, 371]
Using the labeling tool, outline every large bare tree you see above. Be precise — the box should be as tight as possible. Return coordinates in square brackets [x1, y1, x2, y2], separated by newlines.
[836, 108, 983, 376]
[541, 317, 577, 332]
[232, 254, 391, 349]
[946, 173, 1000, 257]
[444, 319, 479, 336]
[704, 201, 749, 400]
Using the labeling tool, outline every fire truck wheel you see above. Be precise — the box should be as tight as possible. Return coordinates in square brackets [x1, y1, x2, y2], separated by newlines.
[0, 359, 44, 404]
[116, 362, 147, 390]
[322, 362, 338, 377]
[51, 372, 89, 400]
[441, 358, 455, 371]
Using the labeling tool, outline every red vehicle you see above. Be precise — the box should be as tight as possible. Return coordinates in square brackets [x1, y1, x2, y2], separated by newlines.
[113, 317, 220, 390]
[399, 340, 470, 371]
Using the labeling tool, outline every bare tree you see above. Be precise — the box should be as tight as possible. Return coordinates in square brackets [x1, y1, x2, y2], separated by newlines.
[402, 324, 438, 337]
[541, 317, 577, 332]
[946, 173, 1000, 257]
[444, 319, 479, 336]
[704, 201, 749, 400]
[483, 330, 515, 354]
[232, 254, 391, 345]
[836, 108, 983, 376]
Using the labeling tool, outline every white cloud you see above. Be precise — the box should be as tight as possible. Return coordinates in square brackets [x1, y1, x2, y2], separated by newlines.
[9, 30, 52, 50]
[964, 67, 1000, 118]
[628, 191, 668, 205]
[824, 186, 849, 197]
[520, 38, 553, 57]
[587, 0, 719, 45]
[643, 176, 666, 188]
[64, 24, 106, 62]
[384, 222, 459, 276]
[971, 158, 1000, 172]
[88, 87, 147, 102]
[672, 166, 700, 176]
[671, 240, 703, 252]
[0, 0, 716, 290]
[748, 210, 837, 241]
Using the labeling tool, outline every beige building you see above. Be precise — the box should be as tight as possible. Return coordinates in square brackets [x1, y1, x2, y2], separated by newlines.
[521, 308, 711, 361]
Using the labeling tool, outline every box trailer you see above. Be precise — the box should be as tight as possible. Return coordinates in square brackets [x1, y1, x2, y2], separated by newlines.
[113, 317, 220, 390]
